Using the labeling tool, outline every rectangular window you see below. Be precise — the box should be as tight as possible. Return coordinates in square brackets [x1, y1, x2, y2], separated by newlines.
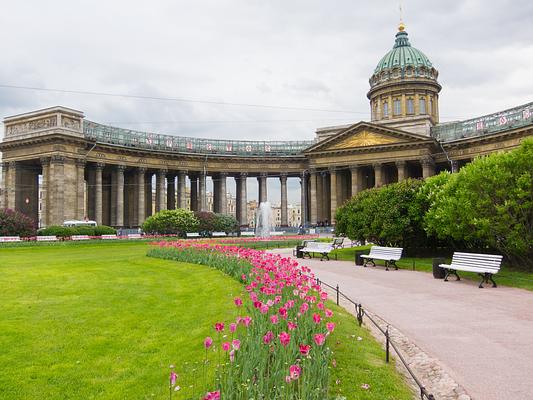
[407, 98, 414, 114]
[383, 102, 389, 117]
[393, 99, 401, 115]
[429, 99, 433, 114]
[420, 98, 426, 114]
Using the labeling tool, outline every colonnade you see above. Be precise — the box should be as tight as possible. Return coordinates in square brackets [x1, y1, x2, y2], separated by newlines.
[2, 156, 439, 229]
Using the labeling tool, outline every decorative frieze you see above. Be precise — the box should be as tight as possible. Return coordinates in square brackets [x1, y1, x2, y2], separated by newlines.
[6, 116, 57, 136]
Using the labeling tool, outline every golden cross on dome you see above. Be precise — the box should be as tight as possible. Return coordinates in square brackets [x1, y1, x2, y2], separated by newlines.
[399, 2, 405, 31]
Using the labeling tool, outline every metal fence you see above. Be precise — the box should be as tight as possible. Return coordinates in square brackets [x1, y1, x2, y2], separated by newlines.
[317, 278, 436, 400]
[431, 101, 533, 142]
[83, 120, 314, 157]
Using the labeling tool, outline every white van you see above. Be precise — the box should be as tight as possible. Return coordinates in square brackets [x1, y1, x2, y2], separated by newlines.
[63, 220, 98, 227]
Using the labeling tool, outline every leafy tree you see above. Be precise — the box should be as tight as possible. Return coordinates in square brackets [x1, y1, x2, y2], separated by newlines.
[424, 139, 533, 267]
[142, 209, 199, 235]
[194, 211, 218, 235]
[0, 208, 36, 237]
[214, 213, 239, 233]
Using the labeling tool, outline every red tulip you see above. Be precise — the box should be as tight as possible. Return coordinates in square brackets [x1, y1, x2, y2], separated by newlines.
[215, 322, 224, 332]
[299, 344, 311, 356]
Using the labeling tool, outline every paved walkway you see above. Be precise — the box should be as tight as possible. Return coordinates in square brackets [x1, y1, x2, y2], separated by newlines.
[270, 249, 533, 400]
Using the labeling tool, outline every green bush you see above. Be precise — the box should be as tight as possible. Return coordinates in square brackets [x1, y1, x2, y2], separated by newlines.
[214, 213, 239, 233]
[142, 209, 199, 235]
[194, 211, 218, 234]
[424, 139, 533, 267]
[94, 225, 117, 236]
[0, 208, 36, 237]
[38, 225, 72, 238]
[335, 179, 431, 247]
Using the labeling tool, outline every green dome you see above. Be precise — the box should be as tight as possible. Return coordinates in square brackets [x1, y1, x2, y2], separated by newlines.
[373, 30, 433, 74]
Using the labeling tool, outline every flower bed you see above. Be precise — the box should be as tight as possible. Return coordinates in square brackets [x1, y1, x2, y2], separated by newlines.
[148, 241, 336, 399]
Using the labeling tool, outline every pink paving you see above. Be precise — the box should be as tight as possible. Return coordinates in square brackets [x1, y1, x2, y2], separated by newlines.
[270, 248, 533, 400]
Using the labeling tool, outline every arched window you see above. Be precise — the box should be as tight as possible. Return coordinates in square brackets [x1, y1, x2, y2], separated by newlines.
[419, 98, 426, 114]
[393, 99, 401, 115]
[407, 98, 414, 114]
[383, 101, 389, 117]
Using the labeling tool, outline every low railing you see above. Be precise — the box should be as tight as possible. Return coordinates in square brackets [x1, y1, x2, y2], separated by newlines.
[83, 120, 314, 157]
[317, 278, 436, 400]
[431, 101, 533, 142]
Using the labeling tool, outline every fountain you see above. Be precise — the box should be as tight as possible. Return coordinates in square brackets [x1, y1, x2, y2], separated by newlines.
[255, 202, 272, 238]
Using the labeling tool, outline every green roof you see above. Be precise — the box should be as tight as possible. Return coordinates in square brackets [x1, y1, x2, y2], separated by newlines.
[374, 30, 433, 74]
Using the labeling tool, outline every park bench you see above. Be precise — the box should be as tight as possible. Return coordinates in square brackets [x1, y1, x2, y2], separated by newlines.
[101, 235, 118, 240]
[270, 231, 285, 236]
[71, 235, 90, 241]
[0, 236, 21, 242]
[36, 235, 58, 241]
[240, 231, 255, 237]
[439, 252, 504, 288]
[186, 232, 201, 238]
[127, 233, 142, 239]
[301, 241, 334, 261]
[332, 237, 345, 250]
[212, 231, 227, 237]
[361, 246, 403, 271]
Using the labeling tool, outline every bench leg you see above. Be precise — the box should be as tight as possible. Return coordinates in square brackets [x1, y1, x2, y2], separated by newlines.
[321, 252, 329, 261]
[388, 260, 398, 271]
[444, 269, 460, 282]
[478, 273, 497, 288]
[363, 258, 375, 268]
[385, 260, 389, 271]
[302, 252, 310, 259]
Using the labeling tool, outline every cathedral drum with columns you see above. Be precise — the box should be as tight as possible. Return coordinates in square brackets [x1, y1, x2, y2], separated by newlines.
[1, 24, 532, 228]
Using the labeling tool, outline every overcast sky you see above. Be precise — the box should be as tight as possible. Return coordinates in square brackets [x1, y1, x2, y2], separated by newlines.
[1, 0, 532, 203]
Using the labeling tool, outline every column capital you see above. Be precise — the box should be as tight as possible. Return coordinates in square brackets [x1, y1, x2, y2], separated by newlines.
[158, 168, 168, 176]
[138, 166, 147, 174]
[328, 166, 337, 173]
[75, 158, 86, 167]
[239, 172, 248, 178]
[279, 173, 288, 182]
[420, 156, 435, 167]
[372, 162, 382, 170]
[349, 164, 359, 172]
[39, 157, 50, 166]
[309, 167, 318, 175]
[116, 164, 127, 171]
[219, 172, 228, 178]
[259, 172, 268, 178]
[95, 162, 105, 170]
[301, 170, 308, 178]
[395, 160, 407, 168]
[178, 169, 188, 176]
[51, 155, 65, 164]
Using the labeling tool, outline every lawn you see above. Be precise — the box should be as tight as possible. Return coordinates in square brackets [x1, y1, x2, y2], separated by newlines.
[332, 246, 533, 291]
[0, 241, 412, 399]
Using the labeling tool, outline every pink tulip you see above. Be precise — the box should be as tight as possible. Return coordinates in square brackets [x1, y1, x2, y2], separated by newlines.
[232, 339, 241, 350]
[170, 371, 177, 386]
[229, 323, 237, 333]
[325, 309, 333, 318]
[234, 297, 243, 307]
[215, 322, 224, 332]
[279, 331, 291, 347]
[222, 342, 231, 351]
[326, 322, 335, 333]
[229, 349, 235, 362]
[203, 391, 221, 400]
[204, 336, 213, 349]
[289, 364, 301, 380]
[270, 314, 279, 324]
[260, 304, 269, 314]
[320, 291, 328, 301]
[313, 313, 321, 324]
[285, 375, 291, 383]
[241, 316, 252, 327]
[314, 333, 326, 346]
[299, 344, 311, 356]
[300, 303, 309, 314]
[263, 331, 274, 344]
[287, 321, 298, 331]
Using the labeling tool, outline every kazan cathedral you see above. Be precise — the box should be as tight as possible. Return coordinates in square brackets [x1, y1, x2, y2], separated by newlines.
[1, 24, 532, 228]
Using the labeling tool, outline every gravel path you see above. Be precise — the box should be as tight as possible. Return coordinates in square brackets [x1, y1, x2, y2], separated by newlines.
[270, 249, 533, 400]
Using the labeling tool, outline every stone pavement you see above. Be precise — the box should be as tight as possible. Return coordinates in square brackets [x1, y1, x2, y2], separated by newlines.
[269, 248, 533, 400]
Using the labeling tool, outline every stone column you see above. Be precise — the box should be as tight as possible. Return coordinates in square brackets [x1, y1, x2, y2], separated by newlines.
[167, 174, 176, 210]
[280, 173, 288, 227]
[258, 173, 267, 203]
[421, 157, 435, 178]
[396, 161, 408, 182]
[329, 167, 337, 225]
[199, 172, 207, 211]
[116, 165, 125, 227]
[94, 163, 104, 225]
[451, 160, 459, 173]
[349, 165, 360, 197]
[235, 176, 242, 223]
[177, 170, 187, 208]
[156, 169, 167, 212]
[321, 172, 329, 222]
[373, 163, 383, 188]
[49, 156, 65, 226]
[137, 167, 146, 226]
[315, 170, 323, 222]
[219, 172, 227, 214]
[190, 175, 198, 211]
[300, 171, 307, 227]
[213, 177, 220, 212]
[75, 159, 85, 220]
[110, 166, 117, 224]
[238, 173, 247, 226]
[40, 158, 50, 227]
[309, 170, 318, 225]
[5, 161, 17, 210]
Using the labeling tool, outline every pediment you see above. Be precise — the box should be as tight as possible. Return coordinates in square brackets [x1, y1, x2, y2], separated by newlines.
[305, 122, 432, 153]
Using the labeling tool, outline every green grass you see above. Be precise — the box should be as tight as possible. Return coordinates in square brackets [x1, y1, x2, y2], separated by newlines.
[332, 246, 533, 291]
[0, 241, 413, 399]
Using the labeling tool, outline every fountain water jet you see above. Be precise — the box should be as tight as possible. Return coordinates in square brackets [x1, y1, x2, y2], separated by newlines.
[255, 202, 272, 238]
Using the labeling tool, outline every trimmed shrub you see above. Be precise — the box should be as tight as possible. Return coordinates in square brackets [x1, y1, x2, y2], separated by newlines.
[0, 208, 36, 237]
[142, 209, 199, 235]
[38, 225, 72, 237]
[194, 211, 218, 235]
[94, 225, 116, 236]
[214, 213, 239, 233]
[424, 139, 533, 267]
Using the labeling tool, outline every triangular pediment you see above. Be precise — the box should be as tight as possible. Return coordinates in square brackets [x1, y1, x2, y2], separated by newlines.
[305, 122, 433, 153]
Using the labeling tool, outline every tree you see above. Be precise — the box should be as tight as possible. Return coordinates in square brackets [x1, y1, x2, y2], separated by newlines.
[214, 213, 239, 233]
[142, 209, 199, 235]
